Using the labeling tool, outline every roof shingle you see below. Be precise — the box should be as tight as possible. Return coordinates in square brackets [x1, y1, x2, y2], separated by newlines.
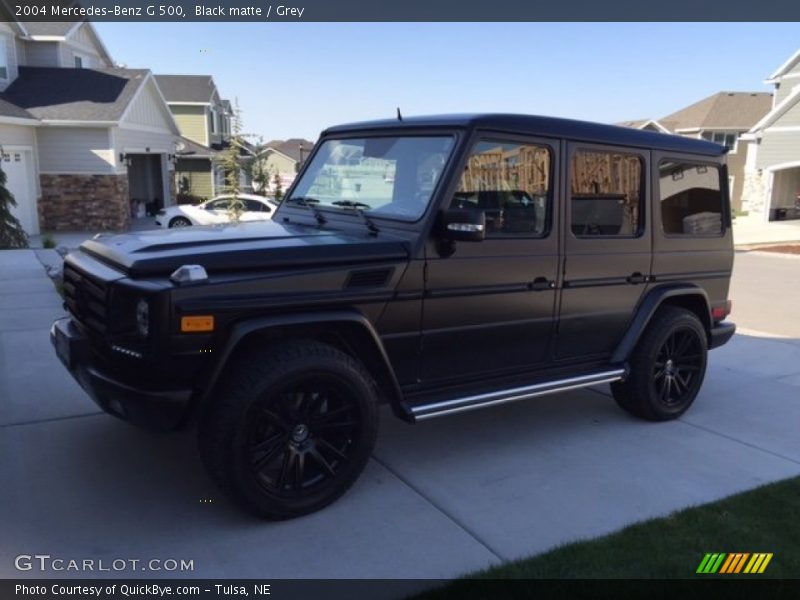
[660, 92, 773, 131]
[3, 67, 148, 122]
[154, 75, 215, 103]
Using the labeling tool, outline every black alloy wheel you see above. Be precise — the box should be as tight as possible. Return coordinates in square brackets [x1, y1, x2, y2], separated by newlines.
[612, 306, 708, 421]
[246, 375, 361, 496]
[199, 340, 379, 519]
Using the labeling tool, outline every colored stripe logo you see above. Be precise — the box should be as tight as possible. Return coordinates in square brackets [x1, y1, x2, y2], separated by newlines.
[696, 553, 773, 574]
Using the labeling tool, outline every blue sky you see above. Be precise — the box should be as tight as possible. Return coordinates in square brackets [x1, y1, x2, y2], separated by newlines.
[95, 22, 800, 142]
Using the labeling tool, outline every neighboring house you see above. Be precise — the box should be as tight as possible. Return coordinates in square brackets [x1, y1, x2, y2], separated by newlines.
[0, 18, 181, 233]
[256, 138, 314, 194]
[620, 92, 772, 213]
[615, 119, 671, 134]
[155, 74, 251, 200]
[741, 49, 800, 221]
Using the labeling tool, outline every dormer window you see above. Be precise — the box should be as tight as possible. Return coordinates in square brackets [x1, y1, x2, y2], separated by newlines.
[0, 35, 9, 80]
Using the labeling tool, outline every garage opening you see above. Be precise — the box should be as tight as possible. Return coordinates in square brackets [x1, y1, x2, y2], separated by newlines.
[769, 166, 800, 221]
[127, 153, 165, 217]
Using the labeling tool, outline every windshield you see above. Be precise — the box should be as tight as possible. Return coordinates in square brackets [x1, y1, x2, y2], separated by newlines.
[287, 136, 455, 221]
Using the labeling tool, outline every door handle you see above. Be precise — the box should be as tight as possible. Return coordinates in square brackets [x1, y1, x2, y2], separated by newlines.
[627, 272, 648, 284]
[531, 277, 555, 291]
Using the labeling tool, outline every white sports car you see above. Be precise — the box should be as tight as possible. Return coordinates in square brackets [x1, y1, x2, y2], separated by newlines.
[155, 194, 280, 228]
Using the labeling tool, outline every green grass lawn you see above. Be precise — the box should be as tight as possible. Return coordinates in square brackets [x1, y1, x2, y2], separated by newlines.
[419, 476, 799, 597]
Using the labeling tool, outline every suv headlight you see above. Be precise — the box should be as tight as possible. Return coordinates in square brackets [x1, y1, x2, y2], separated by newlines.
[135, 298, 150, 337]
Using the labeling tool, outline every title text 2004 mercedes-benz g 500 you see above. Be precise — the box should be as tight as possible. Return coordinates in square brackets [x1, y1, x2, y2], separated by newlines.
[52, 114, 735, 518]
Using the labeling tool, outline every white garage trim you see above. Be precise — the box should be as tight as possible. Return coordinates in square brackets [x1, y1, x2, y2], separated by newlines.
[1, 144, 39, 235]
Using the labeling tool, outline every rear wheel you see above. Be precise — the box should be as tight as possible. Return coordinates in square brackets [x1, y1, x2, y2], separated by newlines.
[612, 306, 707, 421]
[169, 216, 192, 228]
[198, 340, 379, 519]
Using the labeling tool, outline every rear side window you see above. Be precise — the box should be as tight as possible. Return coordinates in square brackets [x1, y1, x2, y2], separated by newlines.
[659, 161, 723, 236]
[451, 140, 551, 238]
[570, 149, 643, 237]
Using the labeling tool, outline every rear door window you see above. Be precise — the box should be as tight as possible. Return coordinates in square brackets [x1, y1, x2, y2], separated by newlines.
[570, 149, 643, 237]
[659, 161, 723, 236]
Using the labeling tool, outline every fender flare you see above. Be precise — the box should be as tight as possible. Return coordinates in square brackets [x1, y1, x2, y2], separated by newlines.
[611, 284, 711, 364]
[200, 309, 406, 418]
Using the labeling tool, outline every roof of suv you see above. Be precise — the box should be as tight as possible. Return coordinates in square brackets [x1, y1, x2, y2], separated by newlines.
[322, 113, 726, 157]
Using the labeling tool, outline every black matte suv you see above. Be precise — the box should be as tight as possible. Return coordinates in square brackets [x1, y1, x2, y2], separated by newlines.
[51, 114, 735, 518]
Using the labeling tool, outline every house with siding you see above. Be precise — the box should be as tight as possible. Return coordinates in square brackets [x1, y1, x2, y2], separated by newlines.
[256, 138, 314, 194]
[0, 18, 181, 233]
[741, 49, 800, 221]
[620, 92, 772, 213]
[154, 74, 241, 201]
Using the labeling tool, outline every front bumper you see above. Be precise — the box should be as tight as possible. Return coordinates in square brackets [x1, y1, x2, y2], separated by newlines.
[50, 317, 193, 431]
[709, 321, 736, 349]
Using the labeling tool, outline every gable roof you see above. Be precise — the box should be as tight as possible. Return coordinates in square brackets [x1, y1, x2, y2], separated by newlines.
[766, 48, 800, 83]
[615, 118, 671, 134]
[263, 138, 315, 162]
[154, 75, 216, 104]
[659, 92, 772, 131]
[3, 66, 149, 122]
[18, 22, 79, 38]
[0, 95, 35, 120]
[16, 21, 114, 66]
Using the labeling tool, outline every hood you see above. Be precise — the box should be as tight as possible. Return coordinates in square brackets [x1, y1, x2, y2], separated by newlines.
[79, 220, 411, 278]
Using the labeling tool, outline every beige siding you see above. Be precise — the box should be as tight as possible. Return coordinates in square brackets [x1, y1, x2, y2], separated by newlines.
[123, 80, 176, 131]
[262, 151, 296, 175]
[171, 105, 208, 146]
[770, 96, 800, 127]
[0, 24, 18, 91]
[23, 41, 61, 67]
[37, 127, 114, 174]
[0, 122, 36, 146]
[115, 127, 175, 155]
[756, 130, 800, 169]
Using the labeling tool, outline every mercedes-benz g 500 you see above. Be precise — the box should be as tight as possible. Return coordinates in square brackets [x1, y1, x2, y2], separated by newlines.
[52, 114, 735, 518]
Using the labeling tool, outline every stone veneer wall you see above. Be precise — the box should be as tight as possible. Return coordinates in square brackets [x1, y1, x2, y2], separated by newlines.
[740, 171, 768, 217]
[39, 174, 130, 231]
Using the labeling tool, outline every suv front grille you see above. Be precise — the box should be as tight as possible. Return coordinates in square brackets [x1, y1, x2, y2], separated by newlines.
[63, 263, 109, 336]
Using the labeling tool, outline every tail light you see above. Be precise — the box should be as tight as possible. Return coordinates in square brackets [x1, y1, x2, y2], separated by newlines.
[712, 300, 732, 322]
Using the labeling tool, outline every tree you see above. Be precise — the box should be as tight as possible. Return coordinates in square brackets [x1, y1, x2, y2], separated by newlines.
[272, 172, 284, 201]
[218, 100, 247, 222]
[0, 160, 28, 249]
[242, 140, 273, 197]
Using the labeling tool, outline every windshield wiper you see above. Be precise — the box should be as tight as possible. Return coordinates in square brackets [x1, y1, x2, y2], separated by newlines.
[285, 196, 327, 226]
[331, 201, 380, 236]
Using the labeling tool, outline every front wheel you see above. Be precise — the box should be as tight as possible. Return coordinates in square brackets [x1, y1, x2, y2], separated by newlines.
[198, 341, 379, 519]
[169, 216, 192, 228]
[612, 306, 708, 421]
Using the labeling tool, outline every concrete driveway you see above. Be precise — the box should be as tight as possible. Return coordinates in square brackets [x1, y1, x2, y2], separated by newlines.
[1, 248, 799, 579]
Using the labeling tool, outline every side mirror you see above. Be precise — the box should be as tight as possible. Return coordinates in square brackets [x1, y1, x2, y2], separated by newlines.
[440, 208, 485, 242]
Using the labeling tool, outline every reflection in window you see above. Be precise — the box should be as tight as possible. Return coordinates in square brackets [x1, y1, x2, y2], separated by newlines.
[571, 150, 643, 237]
[451, 140, 550, 237]
[659, 161, 723, 235]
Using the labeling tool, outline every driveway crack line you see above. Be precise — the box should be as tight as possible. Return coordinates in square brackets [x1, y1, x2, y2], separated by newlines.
[371, 453, 507, 563]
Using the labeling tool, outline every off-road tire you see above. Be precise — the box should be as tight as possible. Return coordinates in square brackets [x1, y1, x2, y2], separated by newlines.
[198, 340, 379, 519]
[612, 306, 708, 421]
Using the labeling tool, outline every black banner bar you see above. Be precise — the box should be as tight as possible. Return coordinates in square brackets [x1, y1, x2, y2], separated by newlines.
[4, 579, 800, 600]
[4, 0, 800, 22]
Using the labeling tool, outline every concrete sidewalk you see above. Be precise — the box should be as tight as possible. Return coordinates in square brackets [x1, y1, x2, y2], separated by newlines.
[733, 216, 800, 246]
[1, 249, 799, 580]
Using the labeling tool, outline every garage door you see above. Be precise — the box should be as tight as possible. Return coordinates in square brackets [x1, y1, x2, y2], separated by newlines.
[1, 149, 38, 235]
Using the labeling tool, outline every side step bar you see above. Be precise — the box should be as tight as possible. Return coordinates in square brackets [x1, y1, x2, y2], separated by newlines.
[407, 367, 627, 422]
